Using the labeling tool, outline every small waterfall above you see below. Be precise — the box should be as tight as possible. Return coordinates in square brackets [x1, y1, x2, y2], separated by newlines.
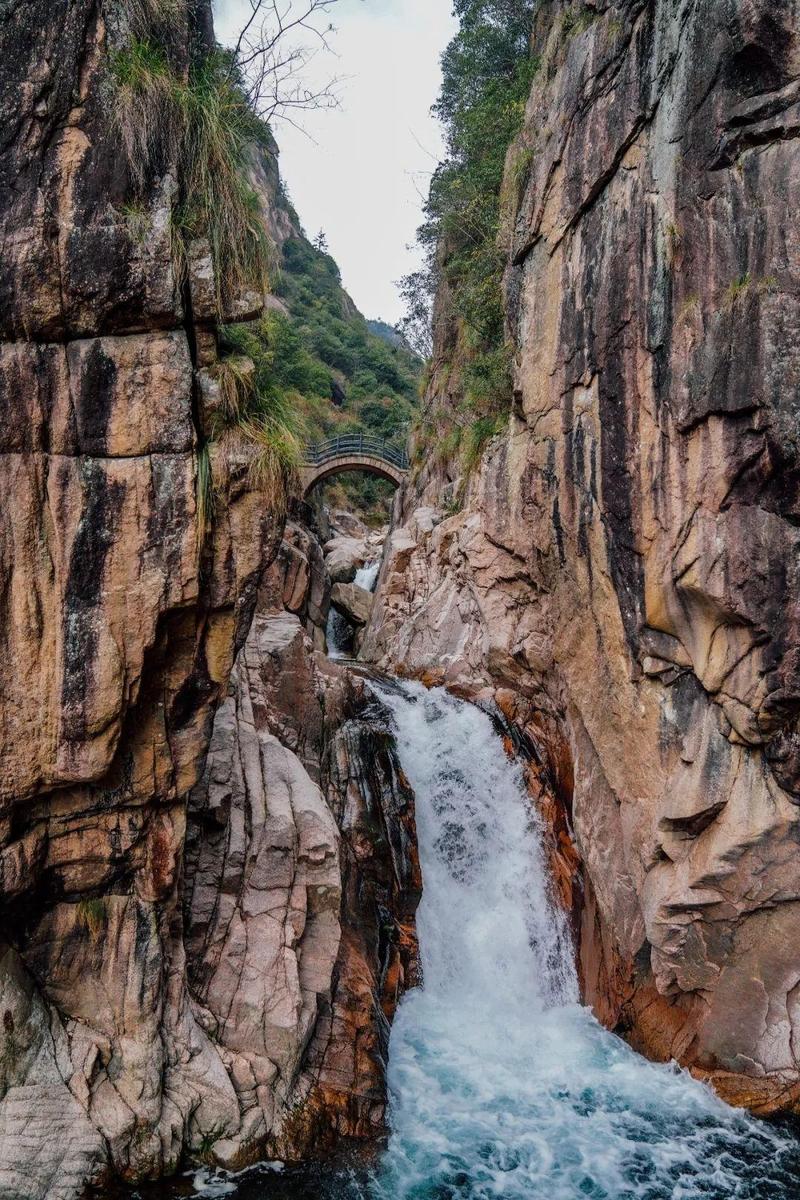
[355, 559, 381, 593]
[326, 559, 381, 659]
[367, 680, 800, 1200]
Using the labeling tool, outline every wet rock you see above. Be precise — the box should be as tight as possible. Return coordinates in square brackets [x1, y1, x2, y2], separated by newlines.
[184, 586, 420, 1161]
[323, 535, 371, 584]
[364, 0, 800, 1116]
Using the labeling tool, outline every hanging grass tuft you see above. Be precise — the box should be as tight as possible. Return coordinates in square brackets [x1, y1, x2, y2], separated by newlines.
[195, 441, 216, 549]
[176, 52, 272, 311]
[214, 355, 257, 424]
[239, 416, 302, 516]
[111, 39, 180, 192]
[111, 41, 271, 314]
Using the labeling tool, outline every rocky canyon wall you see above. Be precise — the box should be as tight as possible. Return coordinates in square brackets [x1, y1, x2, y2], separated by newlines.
[0, 4, 309, 1196]
[363, 0, 800, 1114]
[183, 518, 420, 1165]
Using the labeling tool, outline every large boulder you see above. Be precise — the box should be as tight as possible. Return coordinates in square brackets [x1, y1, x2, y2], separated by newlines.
[331, 582, 374, 629]
[330, 510, 368, 539]
[323, 536, 370, 584]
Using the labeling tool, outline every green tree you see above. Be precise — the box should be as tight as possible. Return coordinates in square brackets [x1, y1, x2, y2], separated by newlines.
[402, 0, 537, 438]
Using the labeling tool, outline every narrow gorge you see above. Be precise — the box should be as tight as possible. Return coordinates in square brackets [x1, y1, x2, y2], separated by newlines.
[1, 1, 800, 1198]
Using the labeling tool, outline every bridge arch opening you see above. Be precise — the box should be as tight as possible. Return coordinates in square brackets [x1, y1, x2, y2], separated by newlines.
[300, 435, 408, 499]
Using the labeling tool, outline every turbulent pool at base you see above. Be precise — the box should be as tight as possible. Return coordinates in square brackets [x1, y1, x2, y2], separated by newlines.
[177, 682, 800, 1200]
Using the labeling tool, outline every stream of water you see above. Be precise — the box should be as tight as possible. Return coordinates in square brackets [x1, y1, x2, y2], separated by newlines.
[365, 682, 800, 1199]
[326, 559, 381, 658]
[177, 680, 800, 1200]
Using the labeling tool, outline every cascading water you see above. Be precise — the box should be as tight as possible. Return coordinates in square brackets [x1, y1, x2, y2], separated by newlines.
[355, 559, 381, 594]
[326, 559, 381, 659]
[188, 679, 800, 1200]
[366, 680, 800, 1200]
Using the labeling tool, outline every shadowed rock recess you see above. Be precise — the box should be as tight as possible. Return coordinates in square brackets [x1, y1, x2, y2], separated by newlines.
[363, 0, 800, 1116]
[0, 2, 419, 1196]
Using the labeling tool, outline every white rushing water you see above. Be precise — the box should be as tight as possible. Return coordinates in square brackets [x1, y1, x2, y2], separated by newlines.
[366, 680, 800, 1200]
[326, 559, 381, 659]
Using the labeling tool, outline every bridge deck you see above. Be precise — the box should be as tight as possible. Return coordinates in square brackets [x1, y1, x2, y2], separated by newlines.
[302, 434, 409, 471]
[300, 434, 409, 497]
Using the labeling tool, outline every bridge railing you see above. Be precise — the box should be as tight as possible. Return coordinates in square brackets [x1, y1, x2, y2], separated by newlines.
[303, 433, 409, 471]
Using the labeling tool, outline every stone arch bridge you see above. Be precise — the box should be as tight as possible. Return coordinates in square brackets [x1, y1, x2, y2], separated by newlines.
[300, 433, 409, 497]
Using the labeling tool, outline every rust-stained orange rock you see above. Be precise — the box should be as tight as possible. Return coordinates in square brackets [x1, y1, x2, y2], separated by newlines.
[363, 0, 800, 1116]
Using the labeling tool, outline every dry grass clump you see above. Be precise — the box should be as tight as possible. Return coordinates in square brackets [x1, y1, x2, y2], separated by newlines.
[239, 417, 302, 515]
[176, 53, 271, 308]
[112, 39, 180, 192]
[125, 0, 181, 36]
[112, 41, 271, 312]
[215, 355, 257, 423]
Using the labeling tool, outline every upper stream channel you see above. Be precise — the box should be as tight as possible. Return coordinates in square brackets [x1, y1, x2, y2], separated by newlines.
[158, 681, 800, 1200]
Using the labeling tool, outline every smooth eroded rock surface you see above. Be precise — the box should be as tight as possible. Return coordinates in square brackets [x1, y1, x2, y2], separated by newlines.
[363, 0, 800, 1114]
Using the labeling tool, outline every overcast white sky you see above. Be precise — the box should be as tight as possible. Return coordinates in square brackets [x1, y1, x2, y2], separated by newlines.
[213, 0, 457, 324]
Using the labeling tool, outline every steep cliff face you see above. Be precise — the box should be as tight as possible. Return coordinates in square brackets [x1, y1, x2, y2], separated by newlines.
[0, 2, 277, 1194]
[184, 526, 420, 1166]
[364, 0, 800, 1113]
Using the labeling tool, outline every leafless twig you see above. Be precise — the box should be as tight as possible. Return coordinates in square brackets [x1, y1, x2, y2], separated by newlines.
[229, 0, 341, 124]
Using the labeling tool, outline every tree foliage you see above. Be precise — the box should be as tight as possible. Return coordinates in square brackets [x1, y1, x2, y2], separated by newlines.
[402, 0, 537, 439]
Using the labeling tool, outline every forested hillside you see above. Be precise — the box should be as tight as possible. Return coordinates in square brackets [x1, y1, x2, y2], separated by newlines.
[401, 0, 536, 488]
[223, 167, 421, 522]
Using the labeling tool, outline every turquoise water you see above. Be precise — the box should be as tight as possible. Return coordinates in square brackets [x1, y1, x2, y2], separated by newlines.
[168, 682, 800, 1200]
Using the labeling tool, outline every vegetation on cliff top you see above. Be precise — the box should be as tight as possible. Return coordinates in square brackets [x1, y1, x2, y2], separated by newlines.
[222, 214, 421, 522]
[112, 2, 417, 527]
[112, 38, 272, 312]
[403, 0, 537, 486]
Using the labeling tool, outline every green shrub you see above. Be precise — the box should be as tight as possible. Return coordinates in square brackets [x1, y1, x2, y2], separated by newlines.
[400, 0, 537, 475]
[462, 413, 506, 476]
[462, 343, 513, 413]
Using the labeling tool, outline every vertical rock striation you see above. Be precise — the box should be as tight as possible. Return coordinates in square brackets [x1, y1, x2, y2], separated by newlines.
[364, 0, 800, 1114]
[0, 2, 276, 1193]
[184, 526, 420, 1164]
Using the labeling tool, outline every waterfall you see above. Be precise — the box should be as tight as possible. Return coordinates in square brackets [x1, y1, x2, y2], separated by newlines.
[367, 680, 800, 1200]
[355, 559, 381, 592]
[189, 679, 800, 1200]
[326, 559, 381, 659]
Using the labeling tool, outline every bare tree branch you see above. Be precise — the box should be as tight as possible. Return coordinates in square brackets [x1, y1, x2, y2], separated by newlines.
[229, 0, 342, 125]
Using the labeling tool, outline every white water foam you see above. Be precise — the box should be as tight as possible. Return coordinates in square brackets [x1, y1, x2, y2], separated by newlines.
[367, 680, 800, 1200]
[356, 559, 381, 593]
